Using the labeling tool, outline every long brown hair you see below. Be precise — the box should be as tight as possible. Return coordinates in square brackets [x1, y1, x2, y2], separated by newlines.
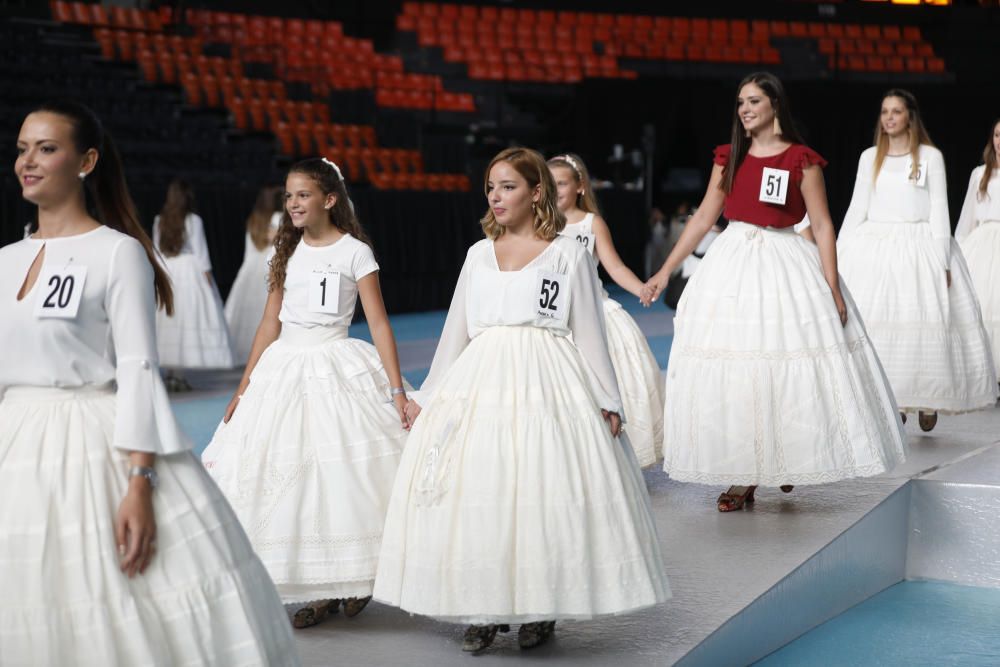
[247, 184, 280, 250]
[157, 178, 195, 257]
[547, 152, 602, 215]
[30, 100, 173, 314]
[481, 147, 565, 240]
[872, 89, 934, 184]
[978, 119, 1000, 200]
[268, 158, 371, 292]
[721, 72, 804, 194]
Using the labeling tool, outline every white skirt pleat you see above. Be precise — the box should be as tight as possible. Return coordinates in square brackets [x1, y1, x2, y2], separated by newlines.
[663, 222, 907, 487]
[839, 221, 998, 413]
[157, 254, 235, 370]
[202, 326, 407, 604]
[225, 248, 270, 364]
[603, 298, 663, 467]
[373, 326, 670, 625]
[960, 222, 1000, 373]
[0, 387, 298, 667]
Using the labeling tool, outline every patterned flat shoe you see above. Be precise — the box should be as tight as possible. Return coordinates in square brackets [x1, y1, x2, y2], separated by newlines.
[918, 411, 938, 432]
[462, 624, 509, 653]
[518, 621, 556, 649]
[343, 596, 372, 618]
[292, 599, 339, 629]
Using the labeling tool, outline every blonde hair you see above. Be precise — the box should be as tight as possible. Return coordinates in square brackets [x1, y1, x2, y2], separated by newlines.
[480, 147, 565, 240]
[547, 152, 602, 215]
[872, 89, 934, 184]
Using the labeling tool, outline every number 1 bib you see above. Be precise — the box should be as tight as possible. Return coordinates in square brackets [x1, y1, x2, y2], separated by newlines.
[307, 269, 341, 314]
[759, 167, 790, 206]
[34, 264, 87, 319]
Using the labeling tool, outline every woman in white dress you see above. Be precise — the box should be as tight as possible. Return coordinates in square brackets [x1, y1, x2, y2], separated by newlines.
[153, 179, 235, 389]
[225, 184, 282, 363]
[643, 72, 906, 512]
[374, 147, 670, 653]
[837, 90, 998, 430]
[547, 153, 664, 467]
[1, 100, 297, 665]
[955, 118, 1000, 377]
[202, 157, 411, 629]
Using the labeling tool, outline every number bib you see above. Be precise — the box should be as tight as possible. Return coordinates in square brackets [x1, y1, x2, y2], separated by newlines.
[907, 160, 928, 187]
[34, 265, 87, 319]
[535, 270, 568, 323]
[573, 232, 596, 255]
[307, 269, 341, 314]
[759, 167, 790, 205]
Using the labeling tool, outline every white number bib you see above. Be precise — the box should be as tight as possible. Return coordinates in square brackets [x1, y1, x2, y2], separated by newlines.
[759, 167, 790, 205]
[307, 269, 341, 314]
[908, 160, 928, 187]
[34, 265, 87, 319]
[536, 270, 568, 323]
[574, 232, 596, 255]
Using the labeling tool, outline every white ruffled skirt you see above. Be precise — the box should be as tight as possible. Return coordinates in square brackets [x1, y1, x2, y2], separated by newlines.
[202, 325, 407, 604]
[839, 221, 998, 413]
[960, 221, 1000, 373]
[157, 253, 235, 370]
[0, 386, 298, 667]
[663, 222, 906, 487]
[603, 297, 663, 467]
[373, 326, 670, 625]
[225, 247, 270, 364]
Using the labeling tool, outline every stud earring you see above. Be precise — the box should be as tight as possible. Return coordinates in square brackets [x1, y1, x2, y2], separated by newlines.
[78, 171, 87, 180]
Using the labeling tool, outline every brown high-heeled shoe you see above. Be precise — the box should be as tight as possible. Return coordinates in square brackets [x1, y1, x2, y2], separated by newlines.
[717, 485, 756, 512]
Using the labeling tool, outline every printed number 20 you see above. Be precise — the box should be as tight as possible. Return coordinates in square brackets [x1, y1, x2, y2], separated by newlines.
[42, 274, 75, 309]
[539, 278, 560, 311]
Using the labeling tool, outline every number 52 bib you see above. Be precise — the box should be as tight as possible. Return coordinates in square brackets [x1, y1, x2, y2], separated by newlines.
[535, 270, 569, 324]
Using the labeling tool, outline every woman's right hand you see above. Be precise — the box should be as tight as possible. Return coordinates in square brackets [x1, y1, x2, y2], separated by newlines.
[222, 393, 240, 423]
[641, 273, 669, 304]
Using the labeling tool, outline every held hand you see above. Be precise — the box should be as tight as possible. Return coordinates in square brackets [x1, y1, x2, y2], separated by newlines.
[832, 290, 848, 327]
[222, 393, 240, 424]
[601, 409, 622, 438]
[641, 274, 668, 304]
[946, 269, 952, 289]
[393, 393, 411, 430]
[404, 399, 422, 425]
[115, 478, 157, 578]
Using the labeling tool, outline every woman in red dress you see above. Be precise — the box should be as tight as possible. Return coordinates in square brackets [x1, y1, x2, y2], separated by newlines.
[644, 72, 906, 512]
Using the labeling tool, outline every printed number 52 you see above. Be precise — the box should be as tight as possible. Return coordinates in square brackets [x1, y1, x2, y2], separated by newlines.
[539, 278, 560, 310]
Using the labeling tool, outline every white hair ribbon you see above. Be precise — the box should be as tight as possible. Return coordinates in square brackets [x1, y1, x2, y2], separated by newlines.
[558, 154, 581, 175]
[321, 157, 344, 181]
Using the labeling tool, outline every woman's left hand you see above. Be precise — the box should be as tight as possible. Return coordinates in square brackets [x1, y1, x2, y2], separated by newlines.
[831, 290, 848, 327]
[602, 410, 622, 437]
[393, 393, 411, 430]
[946, 270, 952, 289]
[115, 479, 157, 578]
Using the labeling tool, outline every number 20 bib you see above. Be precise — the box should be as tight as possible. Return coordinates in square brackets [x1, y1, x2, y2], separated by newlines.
[34, 264, 87, 319]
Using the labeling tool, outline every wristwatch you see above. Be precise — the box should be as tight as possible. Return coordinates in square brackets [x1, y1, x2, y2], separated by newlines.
[129, 465, 159, 489]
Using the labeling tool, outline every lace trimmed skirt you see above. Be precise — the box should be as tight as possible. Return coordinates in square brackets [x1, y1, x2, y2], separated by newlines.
[0, 386, 298, 666]
[662, 222, 907, 487]
[960, 221, 1000, 374]
[202, 325, 407, 603]
[602, 297, 664, 468]
[373, 326, 670, 625]
[839, 221, 998, 413]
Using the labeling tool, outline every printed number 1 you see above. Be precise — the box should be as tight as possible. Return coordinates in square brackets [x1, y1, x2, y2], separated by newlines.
[319, 277, 327, 306]
[42, 274, 75, 309]
[539, 278, 560, 311]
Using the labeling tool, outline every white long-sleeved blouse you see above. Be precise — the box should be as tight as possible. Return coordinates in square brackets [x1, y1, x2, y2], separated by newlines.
[153, 213, 212, 272]
[838, 145, 951, 268]
[0, 225, 190, 454]
[955, 165, 1000, 243]
[419, 235, 623, 416]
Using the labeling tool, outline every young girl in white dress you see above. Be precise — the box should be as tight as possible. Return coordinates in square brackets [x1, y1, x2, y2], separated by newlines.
[643, 72, 907, 512]
[153, 179, 235, 388]
[225, 184, 282, 363]
[955, 118, 1000, 377]
[547, 153, 664, 467]
[0, 100, 297, 665]
[837, 90, 998, 430]
[202, 157, 411, 629]
[374, 147, 670, 653]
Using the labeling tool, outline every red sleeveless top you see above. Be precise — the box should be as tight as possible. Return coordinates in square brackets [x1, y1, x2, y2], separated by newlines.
[714, 143, 827, 228]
